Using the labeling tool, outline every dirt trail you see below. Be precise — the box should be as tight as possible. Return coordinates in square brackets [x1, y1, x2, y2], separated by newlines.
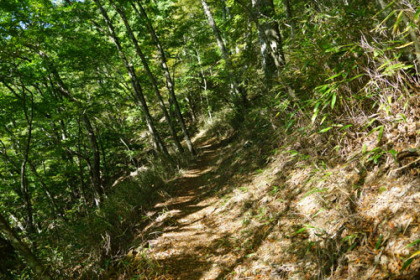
[134, 136, 243, 280]
[122, 128, 420, 280]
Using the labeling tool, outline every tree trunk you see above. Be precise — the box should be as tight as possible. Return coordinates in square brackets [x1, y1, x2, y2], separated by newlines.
[37, 50, 107, 205]
[251, 0, 286, 88]
[82, 114, 104, 205]
[200, 0, 247, 106]
[0, 213, 52, 280]
[283, 0, 295, 37]
[76, 120, 89, 210]
[133, 0, 196, 155]
[94, 0, 169, 156]
[111, 0, 184, 153]
[0, 140, 43, 223]
[195, 48, 213, 122]
[20, 86, 36, 235]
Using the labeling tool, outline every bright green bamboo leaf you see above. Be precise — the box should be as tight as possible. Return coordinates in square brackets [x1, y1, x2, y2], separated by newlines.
[393, 11, 404, 34]
[331, 93, 337, 109]
[377, 126, 384, 143]
[319, 127, 333, 133]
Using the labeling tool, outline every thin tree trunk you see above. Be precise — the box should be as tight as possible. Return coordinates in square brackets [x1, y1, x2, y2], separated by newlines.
[195, 48, 212, 122]
[37, 50, 107, 205]
[20, 85, 36, 235]
[283, 0, 295, 37]
[94, 0, 169, 156]
[251, 0, 286, 88]
[76, 119, 89, 210]
[1, 163, 44, 227]
[99, 136, 108, 185]
[111, 0, 184, 153]
[200, 0, 247, 106]
[0, 138, 37, 232]
[82, 114, 104, 205]
[133, 0, 196, 155]
[0, 213, 52, 280]
[220, 0, 231, 49]
[201, 0, 230, 63]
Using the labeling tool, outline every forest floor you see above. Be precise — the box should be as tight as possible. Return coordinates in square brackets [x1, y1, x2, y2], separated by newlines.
[112, 118, 420, 280]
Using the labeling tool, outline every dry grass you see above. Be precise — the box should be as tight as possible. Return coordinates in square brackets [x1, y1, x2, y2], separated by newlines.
[108, 49, 420, 279]
[107, 95, 418, 279]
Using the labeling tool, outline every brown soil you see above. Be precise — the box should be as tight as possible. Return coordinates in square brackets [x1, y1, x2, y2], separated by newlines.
[131, 135, 245, 280]
[115, 129, 420, 280]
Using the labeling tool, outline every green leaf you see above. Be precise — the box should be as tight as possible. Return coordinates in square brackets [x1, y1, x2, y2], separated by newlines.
[388, 149, 398, 161]
[414, 8, 420, 21]
[377, 126, 384, 143]
[331, 93, 337, 109]
[405, 239, 420, 248]
[348, 74, 364, 81]
[401, 258, 414, 271]
[326, 72, 342, 81]
[375, 9, 396, 26]
[397, 113, 407, 122]
[409, 251, 420, 258]
[295, 227, 307, 234]
[312, 104, 320, 124]
[319, 127, 333, 133]
[363, 119, 376, 130]
[340, 124, 353, 130]
[375, 234, 383, 250]
[393, 11, 404, 34]
[396, 42, 414, 49]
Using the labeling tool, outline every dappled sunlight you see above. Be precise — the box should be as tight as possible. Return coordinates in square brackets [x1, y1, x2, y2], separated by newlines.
[121, 123, 420, 279]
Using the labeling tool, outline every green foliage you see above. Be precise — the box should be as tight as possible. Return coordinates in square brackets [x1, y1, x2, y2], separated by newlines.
[46, 169, 165, 278]
[0, 0, 419, 278]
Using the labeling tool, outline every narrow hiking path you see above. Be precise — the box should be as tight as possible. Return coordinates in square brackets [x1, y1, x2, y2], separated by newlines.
[132, 135, 242, 279]
[117, 126, 301, 280]
[118, 131, 284, 280]
[119, 126, 420, 280]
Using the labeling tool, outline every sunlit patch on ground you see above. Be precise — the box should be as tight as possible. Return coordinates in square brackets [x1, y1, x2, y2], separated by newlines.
[116, 120, 420, 280]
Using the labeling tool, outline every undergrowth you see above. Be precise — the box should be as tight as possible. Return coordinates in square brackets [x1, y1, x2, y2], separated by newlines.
[34, 168, 167, 279]
[25, 1, 420, 279]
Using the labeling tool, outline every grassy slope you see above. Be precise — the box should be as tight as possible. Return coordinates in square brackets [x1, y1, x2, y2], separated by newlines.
[112, 94, 420, 279]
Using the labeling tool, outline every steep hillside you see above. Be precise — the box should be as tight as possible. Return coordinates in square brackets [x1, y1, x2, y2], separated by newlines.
[113, 104, 420, 279]
[0, 1, 419, 279]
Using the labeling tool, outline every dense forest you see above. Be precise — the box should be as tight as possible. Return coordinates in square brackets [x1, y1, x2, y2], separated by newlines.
[0, 0, 419, 279]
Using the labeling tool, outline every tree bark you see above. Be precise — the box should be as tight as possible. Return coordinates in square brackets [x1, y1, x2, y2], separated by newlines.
[111, 0, 184, 153]
[76, 119, 89, 209]
[133, 0, 196, 155]
[195, 48, 213, 122]
[20, 85, 36, 235]
[0, 213, 52, 280]
[283, 0, 295, 37]
[251, 0, 286, 88]
[37, 50, 107, 205]
[200, 0, 247, 107]
[94, 0, 169, 156]
[82, 114, 104, 204]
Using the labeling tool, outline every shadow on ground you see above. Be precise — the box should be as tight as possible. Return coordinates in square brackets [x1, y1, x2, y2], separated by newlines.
[107, 130, 287, 279]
